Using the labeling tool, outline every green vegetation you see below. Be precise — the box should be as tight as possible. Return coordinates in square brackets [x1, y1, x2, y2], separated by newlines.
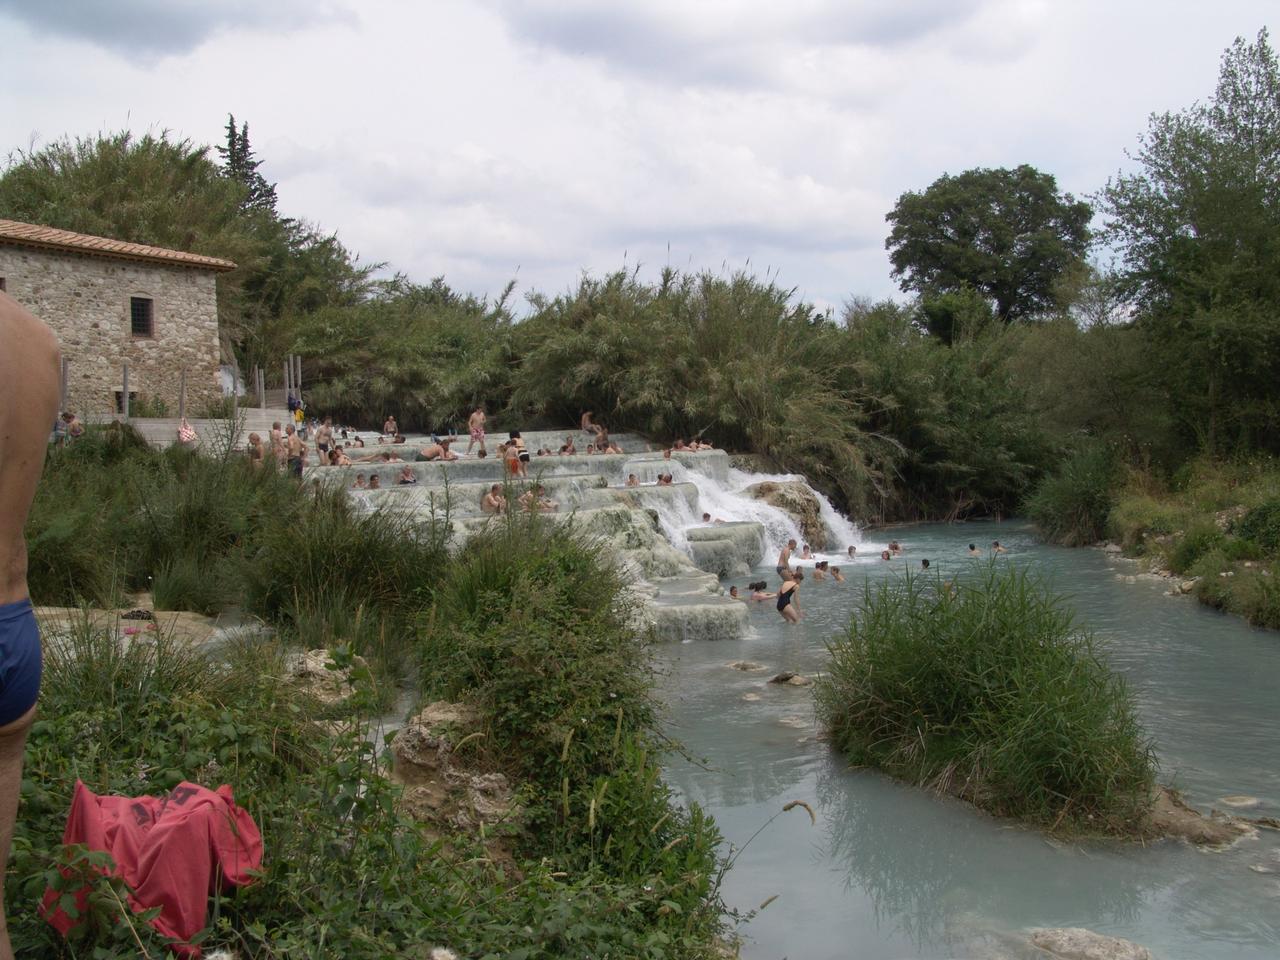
[814, 567, 1157, 834]
[1022, 442, 1117, 546]
[885, 164, 1092, 325]
[1103, 458, 1280, 628]
[17, 429, 726, 958]
[25, 423, 447, 686]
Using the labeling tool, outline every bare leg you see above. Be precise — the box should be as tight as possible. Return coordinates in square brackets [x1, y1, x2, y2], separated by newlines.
[0, 704, 36, 960]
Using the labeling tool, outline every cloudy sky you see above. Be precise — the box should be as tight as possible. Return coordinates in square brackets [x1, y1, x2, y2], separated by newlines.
[1, 1, 1274, 311]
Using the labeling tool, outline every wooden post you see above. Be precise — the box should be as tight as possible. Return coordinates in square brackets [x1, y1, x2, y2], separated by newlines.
[178, 368, 187, 421]
[258, 367, 265, 409]
[284, 360, 292, 404]
[294, 355, 303, 404]
[121, 363, 130, 422]
[59, 356, 68, 412]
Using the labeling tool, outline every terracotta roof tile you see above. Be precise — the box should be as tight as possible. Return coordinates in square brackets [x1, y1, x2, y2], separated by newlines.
[0, 219, 237, 272]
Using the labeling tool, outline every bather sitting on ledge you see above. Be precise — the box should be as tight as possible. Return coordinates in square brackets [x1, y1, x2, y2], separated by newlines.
[480, 483, 506, 514]
[518, 483, 558, 512]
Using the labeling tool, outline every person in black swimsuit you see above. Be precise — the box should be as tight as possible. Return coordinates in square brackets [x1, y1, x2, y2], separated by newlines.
[776, 569, 803, 624]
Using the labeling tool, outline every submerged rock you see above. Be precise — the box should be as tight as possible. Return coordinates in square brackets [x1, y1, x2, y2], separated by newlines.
[1028, 927, 1152, 960]
[744, 480, 826, 549]
[1218, 795, 1261, 808]
[729, 660, 767, 671]
[1149, 786, 1251, 847]
[769, 671, 813, 686]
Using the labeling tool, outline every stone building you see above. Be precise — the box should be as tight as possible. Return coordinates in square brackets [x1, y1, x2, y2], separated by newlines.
[0, 218, 236, 414]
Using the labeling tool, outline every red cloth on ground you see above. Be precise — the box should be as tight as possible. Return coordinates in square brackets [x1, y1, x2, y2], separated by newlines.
[41, 779, 263, 957]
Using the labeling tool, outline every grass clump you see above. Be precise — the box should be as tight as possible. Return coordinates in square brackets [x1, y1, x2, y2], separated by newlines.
[815, 566, 1156, 834]
[418, 510, 725, 948]
[1023, 441, 1117, 546]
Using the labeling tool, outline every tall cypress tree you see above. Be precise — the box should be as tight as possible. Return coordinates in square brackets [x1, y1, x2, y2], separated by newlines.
[217, 113, 279, 215]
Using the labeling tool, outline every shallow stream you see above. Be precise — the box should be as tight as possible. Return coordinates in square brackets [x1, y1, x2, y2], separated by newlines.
[655, 521, 1280, 960]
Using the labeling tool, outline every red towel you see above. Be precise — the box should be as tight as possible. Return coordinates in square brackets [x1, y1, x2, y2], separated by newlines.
[41, 779, 263, 956]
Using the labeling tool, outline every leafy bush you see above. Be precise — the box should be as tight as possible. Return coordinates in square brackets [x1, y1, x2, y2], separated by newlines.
[1169, 523, 1224, 574]
[1235, 498, 1280, 553]
[815, 566, 1156, 833]
[1232, 565, 1280, 629]
[1024, 441, 1118, 545]
[1106, 493, 1188, 552]
[418, 511, 724, 939]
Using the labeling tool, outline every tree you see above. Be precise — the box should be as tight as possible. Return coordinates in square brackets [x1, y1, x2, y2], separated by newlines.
[217, 114, 278, 215]
[885, 164, 1092, 323]
[1100, 29, 1280, 453]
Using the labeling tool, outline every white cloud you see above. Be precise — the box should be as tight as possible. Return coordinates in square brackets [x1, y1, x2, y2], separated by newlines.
[0, 0, 1274, 309]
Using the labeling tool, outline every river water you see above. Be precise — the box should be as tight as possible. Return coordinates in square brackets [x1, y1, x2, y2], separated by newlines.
[655, 520, 1280, 960]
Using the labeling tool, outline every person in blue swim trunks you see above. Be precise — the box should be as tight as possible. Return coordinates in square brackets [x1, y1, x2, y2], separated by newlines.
[0, 291, 60, 959]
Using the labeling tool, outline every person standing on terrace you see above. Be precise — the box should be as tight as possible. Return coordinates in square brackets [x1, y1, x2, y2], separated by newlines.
[467, 407, 487, 456]
[0, 291, 60, 960]
[383, 414, 398, 437]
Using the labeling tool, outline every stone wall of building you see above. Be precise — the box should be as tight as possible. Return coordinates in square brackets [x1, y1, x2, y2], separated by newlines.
[0, 245, 222, 415]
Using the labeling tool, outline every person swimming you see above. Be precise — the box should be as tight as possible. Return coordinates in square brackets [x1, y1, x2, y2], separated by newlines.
[921, 558, 931, 570]
[728, 585, 741, 600]
[847, 545, 857, 558]
[830, 565, 845, 582]
[880, 550, 891, 560]
[889, 540, 902, 554]
[800, 544, 813, 560]
[992, 540, 1007, 553]
[967, 543, 980, 557]
[748, 581, 776, 601]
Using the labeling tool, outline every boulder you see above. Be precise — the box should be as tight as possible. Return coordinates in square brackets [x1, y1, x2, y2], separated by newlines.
[392, 701, 520, 834]
[744, 480, 826, 549]
[1028, 927, 1151, 960]
[729, 660, 768, 672]
[1103, 543, 1123, 554]
[287, 649, 370, 706]
[393, 701, 482, 783]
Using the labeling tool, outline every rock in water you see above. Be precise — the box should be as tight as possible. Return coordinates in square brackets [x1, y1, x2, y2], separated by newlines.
[769, 671, 812, 686]
[1028, 927, 1152, 960]
[1218, 795, 1261, 808]
[744, 480, 826, 549]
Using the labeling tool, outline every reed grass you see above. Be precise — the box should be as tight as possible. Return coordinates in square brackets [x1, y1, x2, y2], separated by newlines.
[815, 565, 1157, 834]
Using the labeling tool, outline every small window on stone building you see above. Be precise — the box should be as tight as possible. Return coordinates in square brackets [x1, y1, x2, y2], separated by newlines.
[130, 296, 154, 338]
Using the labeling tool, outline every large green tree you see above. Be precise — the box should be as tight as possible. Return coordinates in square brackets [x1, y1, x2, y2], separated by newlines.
[1100, 29, 1280, 452]
[886, 164, 1092, 323]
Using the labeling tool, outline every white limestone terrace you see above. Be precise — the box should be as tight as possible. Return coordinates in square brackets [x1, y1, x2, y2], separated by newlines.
[308, 433, 856, 643]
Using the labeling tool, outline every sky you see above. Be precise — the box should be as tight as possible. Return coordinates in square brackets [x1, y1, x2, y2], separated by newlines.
[0, 1, 1274, 313]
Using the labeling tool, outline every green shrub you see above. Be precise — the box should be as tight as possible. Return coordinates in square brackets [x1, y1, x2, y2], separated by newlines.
[1169, 523, 1224, 574]
[1232, 566, 1280, 628]
[151, 556, 227, 615]
[1235, 498, 1280, 553]
[1106, 494, 1188, 552]
[1189, 549, 1234, 609]
[418, 511, 724, 938]
[1024, 442, 1118, 545]
[129, 394, 170, 418]
[815, 566, 1156, 834]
